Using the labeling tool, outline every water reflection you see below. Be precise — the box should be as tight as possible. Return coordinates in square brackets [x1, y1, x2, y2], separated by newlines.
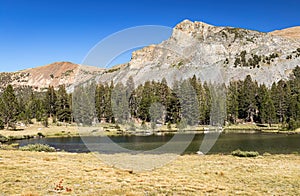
[13, 133, 300, 154]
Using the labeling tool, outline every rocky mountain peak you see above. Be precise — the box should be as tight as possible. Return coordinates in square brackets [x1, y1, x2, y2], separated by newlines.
[97, 20, 300, 87]
[174, 19, 213, 34]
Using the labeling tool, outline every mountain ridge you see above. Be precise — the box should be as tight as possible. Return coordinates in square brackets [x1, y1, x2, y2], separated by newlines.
[269, 26, 300, 39]
[0, 61, 103, 91]
[93, 19, 300, 86]
[1, 20, 300, 90]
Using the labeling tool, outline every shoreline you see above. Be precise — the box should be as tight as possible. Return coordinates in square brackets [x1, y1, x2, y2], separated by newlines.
[1, 123, 300, 143]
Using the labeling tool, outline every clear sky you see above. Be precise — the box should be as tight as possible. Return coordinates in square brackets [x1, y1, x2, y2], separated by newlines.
[0, 0, 300, 72]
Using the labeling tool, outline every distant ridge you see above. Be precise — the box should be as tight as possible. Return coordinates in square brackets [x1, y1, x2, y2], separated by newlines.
[269, 26, 300, 39]
[0, 61, 103, 91]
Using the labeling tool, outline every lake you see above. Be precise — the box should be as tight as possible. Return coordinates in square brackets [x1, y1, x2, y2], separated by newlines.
[13, 133, 300, 154]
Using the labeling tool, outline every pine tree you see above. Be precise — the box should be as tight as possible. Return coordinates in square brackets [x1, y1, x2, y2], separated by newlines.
[73, 85, 95, 125]
[238, 75, 258, 122]
[227, 81, 239, 124]
[257, 84, 276, 125]
[44, 86, 57, 118]
[138, 81, 153, 121]
[271, 81, 289, 123]
[208, 83, 227, 126]
[202, 82, 212, 125]
[104, 81, 114, 123]
[126, 76, 136, 120]
[0, 85, 19, 129]
[95, 84, 105, 122]
[111, 82, 128, 123]
[176, 79, 199, 125]
[56, 85, 72, 123]
[288, 66, 300, 122]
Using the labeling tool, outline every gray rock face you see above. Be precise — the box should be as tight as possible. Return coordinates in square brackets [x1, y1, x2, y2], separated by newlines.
[93, 19, 300, 87]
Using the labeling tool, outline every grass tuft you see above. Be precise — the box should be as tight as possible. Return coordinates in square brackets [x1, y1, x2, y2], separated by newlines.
[19, 144, 56, 152]
[231, 149, 259, 157]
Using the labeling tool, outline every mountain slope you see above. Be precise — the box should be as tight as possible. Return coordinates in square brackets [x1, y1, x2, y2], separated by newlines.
[0, 62, 103, 91]
[1, 20, 300, 90]
[94, 20, 300, 86]
[270, 26, 300, 40]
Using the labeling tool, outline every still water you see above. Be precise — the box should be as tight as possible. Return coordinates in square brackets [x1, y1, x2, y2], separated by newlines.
[14, 133, 300, 154]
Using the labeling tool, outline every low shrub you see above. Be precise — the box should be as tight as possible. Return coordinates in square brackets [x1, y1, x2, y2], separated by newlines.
[231, 149, 259, 157]
[0, 134, 8, 143]
[0, 143, 19, 150]
[19, 144, 56, 152]
[263, 152, 271, 156]
[37, 132, 45, 137]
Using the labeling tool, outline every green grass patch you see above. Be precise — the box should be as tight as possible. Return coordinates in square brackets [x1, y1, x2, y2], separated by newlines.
[19, 144, 56, 152]
[0, 134, 8, 143]
[231, 149, 259, 157]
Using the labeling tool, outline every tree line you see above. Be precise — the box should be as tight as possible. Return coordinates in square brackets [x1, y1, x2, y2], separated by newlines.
[1, 66, 300, 130]
[0, 85, 72, 129]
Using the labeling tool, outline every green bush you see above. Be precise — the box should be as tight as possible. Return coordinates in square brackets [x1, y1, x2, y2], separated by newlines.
[42, 117, 49, 127]
[19, 144, 56, 152]
[151, 121, 156, 130]
[287, 118, 300, 130]
[0, 134, 8, 143]
[231, 149, 259, 157]
[262, 152, 271, 156]
[176, 118, 187, 130]
[0, 119, 4, 130]
[37, 132, 45, 137]
[167, 122, 172, 130]
[115, 124, 121, 129]
[141, 121, 147, 130]
[0, 143, 19, 150]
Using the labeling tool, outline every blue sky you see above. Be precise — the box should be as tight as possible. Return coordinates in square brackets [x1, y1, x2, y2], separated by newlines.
[0, 0, 300, 72]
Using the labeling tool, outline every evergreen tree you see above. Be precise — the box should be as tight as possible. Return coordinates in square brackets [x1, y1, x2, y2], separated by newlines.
[257, 84, 276, 125]
[166, 91, 180, 123]
[73, 83, 97, 126]
[111, 82, 128, 123]
[288, 66, 300, 122]
[210, 83, 227, 126]
[0, 85, 19, 129]
[202, 82, 212, 125]
[238, 75, 258, 122]
[138, 81, 154, 121]
[56, 85, 72, 123]
[126, 76, 136, 120]
[44, 86, 57, 118]
[176, 79, 199, 125]
[271, 81, 289, 123]
[189, 75, 206, 124]
[227, 81, 239, 124]
[104, 81, 114, 123]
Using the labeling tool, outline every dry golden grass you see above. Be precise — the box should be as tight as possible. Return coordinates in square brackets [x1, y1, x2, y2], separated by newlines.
[0, 150, 300, 195]
[0, 124, 79, 138]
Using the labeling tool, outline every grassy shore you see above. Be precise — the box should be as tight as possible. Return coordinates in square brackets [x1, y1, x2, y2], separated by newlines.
[1, 121, 300, 144]
[0, 150, 299, 195]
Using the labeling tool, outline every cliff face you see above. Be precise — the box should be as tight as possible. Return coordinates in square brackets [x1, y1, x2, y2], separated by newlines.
[95, 20, 300, 86]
